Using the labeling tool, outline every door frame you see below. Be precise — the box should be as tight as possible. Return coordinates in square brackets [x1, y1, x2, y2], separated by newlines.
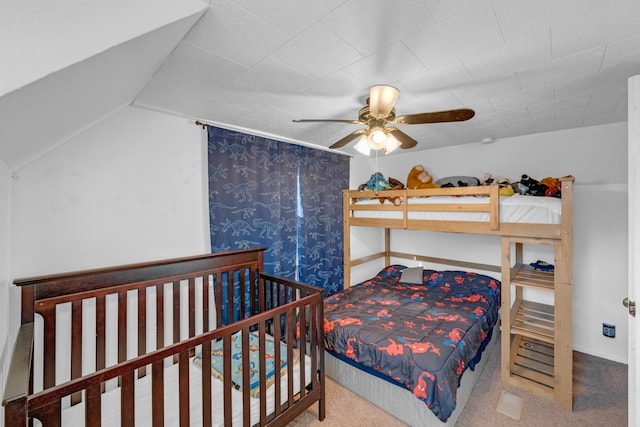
[628, 75, 639, 427]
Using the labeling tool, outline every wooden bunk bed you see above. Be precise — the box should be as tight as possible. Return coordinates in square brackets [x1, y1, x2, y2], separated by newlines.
[3, 248, 325, 427]
[332, 176, 574, 425]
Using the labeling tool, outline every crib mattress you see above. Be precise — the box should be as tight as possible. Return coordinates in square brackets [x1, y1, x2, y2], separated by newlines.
[62, 354, 312, 426]
[354, 194, 561, 224]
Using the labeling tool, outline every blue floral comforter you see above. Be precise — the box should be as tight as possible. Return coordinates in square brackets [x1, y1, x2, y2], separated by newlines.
[324, 265, 501, 421]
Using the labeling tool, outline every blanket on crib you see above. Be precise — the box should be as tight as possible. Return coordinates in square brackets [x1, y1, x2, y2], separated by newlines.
[194, 330, 298, 397]
[324, 265, 501, 421]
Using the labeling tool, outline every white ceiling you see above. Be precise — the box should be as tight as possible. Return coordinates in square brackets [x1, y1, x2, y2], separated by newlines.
[135, 0, 640, 155]
[2, 0, 640, 168]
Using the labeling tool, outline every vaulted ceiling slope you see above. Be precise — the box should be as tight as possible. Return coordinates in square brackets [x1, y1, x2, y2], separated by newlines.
[0, 0, 208, 97]
[2, 0, 640, 169]
[0, 0, 208, 169]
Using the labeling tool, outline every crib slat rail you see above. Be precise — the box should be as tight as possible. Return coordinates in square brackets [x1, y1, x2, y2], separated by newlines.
[3, 323, 33, 427]
[3, 248, 325, 427]
[14, 287, 323, 426]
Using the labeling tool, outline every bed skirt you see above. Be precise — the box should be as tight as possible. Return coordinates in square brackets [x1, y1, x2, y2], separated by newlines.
[324, 321, 500, 426]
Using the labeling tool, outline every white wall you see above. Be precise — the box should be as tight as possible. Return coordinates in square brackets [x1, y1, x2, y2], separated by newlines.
[1, 111, 628, 405]
[0, 157, 11, 427]
[3, 107, 209, 398]
[350, 122, 629, 363]
[11, 106, 210, 277]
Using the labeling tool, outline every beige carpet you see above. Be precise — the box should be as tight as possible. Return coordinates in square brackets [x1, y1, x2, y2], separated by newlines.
[289, 338, 627, 426]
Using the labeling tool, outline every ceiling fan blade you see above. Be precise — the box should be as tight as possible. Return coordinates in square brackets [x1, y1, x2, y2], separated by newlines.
[387, 127, 417, 149]
[329, 129, 366, 149]
[293, 119, 363, 124]
[394, 108, 475, 125]
[369, 85, 400, 118]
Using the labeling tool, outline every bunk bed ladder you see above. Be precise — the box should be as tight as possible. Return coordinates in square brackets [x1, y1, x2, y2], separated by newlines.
[500, 233, 573, 410]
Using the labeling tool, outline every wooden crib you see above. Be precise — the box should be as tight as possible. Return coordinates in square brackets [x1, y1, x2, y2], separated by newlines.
[3, 248, 325, 426]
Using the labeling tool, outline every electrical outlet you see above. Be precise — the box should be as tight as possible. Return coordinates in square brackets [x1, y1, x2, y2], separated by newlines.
[602, 323, 616, 338]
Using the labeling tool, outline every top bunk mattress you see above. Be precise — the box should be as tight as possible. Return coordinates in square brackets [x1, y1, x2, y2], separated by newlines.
[353, 194, 562, 224]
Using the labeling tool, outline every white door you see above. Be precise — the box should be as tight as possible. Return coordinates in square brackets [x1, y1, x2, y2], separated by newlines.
[628, 75, 639, 427]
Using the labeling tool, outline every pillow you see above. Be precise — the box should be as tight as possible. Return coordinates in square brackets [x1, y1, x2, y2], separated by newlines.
[373, 264, 406, 280]
[436, 176, 480, 187]
[400, 267, 424, 284]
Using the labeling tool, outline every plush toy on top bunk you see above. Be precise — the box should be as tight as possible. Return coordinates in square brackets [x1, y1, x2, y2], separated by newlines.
[357, 172, 405, 205]
[516, 174, 561, 197]
[483, 173, 515, 196]
[358, 172, 390, 192]
[406, 165, 441, 189]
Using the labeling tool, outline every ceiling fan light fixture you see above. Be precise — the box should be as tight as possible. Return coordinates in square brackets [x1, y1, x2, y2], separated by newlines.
[369, 85, 399, 118]
[354, 135, 371, 155]
[368, 125, 387, 149]
[383, 134, 401, 154]
[294, 86, 475, 153]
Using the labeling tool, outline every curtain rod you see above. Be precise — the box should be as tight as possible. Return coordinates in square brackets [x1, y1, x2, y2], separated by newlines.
[193, 119, 352, 157]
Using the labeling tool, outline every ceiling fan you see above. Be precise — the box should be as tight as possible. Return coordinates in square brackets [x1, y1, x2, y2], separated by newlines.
[293, 85, 475, 154]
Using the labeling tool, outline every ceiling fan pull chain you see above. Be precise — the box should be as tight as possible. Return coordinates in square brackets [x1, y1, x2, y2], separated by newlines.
[374, 150, 379, 196]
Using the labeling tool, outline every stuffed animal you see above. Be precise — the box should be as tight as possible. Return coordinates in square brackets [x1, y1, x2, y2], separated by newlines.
[406, 165, 440, 189]
[518, 174, 544, 196]
[518, 174, 560, 197]
[483, 173, 515, 196]
[357, 173, 404, 205]
[510, 181, 525, 195]
[358, 172, 390, 192]
[383, 177, 405, 205]
[499, 185, 515, 196]
[541, 177, 561, 197]
[483, 173, 506, 186]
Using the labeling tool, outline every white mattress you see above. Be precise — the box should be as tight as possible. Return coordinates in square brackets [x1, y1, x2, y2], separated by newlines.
[354, 194, 561, 224]
[61, 354, 312, 426]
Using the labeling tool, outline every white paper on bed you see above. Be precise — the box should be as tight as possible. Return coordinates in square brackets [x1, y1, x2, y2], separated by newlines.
[354, 194, 561, 224]
[61, 353, 312, 426]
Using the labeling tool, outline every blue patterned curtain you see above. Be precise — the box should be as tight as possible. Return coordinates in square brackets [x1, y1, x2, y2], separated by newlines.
[207, 126, 349, 296]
